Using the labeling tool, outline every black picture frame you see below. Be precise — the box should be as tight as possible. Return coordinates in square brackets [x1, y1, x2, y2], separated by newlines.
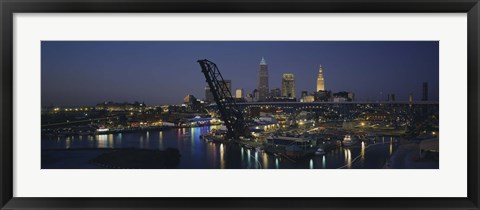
[1, 0, 479, 209]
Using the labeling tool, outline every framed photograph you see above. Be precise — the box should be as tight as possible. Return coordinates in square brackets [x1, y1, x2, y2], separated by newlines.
[1, 0, 479, 209]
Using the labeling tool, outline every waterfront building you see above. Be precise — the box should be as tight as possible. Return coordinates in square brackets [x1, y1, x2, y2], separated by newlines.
[183, 95, 201, 110]
[391, 94, 396, 102]
[235, 88, 244, 99]
[316, 65, 325, 92]
[184, 95, 197, 104]
[422, 82, 428, 101]
[257, 57, 269, 101]
[282, 73, 295, 98]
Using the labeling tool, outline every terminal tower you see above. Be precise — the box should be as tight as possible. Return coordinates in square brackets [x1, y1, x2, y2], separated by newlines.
[316, 65, 325, 92]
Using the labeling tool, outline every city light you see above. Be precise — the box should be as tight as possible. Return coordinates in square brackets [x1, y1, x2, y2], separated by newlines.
[41, 42, 439, 170]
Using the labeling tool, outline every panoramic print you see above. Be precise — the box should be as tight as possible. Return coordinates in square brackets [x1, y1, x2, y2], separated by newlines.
[41, 41, 439, 169]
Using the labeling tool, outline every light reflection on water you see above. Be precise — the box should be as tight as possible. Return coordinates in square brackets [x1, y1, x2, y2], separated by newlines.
[159, 131, 163, 150]
[219, 143, 225, 169]
[43, 126, 397, 169]
[262, 152, 269, 169]
[390, 137, 393, 156]
[322, 156, 326, 168]
[361, 142, 365, 160]
[347, 149, 352, 169]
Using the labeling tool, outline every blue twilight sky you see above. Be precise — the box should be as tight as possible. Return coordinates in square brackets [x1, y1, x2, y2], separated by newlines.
[41, 41, 439, 106]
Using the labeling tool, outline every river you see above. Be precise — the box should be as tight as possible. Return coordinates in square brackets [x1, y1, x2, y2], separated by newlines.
[42, 125, 399, 169]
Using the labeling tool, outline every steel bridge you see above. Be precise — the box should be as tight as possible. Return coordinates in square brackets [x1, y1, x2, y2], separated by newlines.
[207, 101, 439, 120]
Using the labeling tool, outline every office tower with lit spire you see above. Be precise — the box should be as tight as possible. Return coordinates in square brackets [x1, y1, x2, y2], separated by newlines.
[257, 57, 269, 101]
[316, 65, 325, 92]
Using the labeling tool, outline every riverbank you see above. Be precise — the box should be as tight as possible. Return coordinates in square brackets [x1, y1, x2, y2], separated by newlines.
[386, 143, 439, 169]
[42, 148, 181, 169]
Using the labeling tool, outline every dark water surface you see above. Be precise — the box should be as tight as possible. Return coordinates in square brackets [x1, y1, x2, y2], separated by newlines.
[42, 126, 398, 169]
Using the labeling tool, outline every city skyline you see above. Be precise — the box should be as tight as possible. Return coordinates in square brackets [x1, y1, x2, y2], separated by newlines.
[42, 41, 439, 106]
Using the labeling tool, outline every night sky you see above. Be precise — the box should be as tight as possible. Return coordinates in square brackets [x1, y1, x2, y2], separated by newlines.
[41, 41, 439, 106]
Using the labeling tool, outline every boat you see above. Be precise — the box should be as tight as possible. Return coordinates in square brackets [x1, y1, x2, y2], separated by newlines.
[315, 148, 326, 155]
[342, 135, 358, 147]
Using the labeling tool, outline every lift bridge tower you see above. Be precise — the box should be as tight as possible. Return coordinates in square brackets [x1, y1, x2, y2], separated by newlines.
[198, 59, 250, 140]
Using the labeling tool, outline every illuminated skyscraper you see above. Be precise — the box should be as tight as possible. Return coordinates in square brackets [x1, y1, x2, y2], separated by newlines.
[316, 65, 325, 92]
[282, 73, 295, 98]
[235, 88, 244, 99]
[257, 57, 269, 101]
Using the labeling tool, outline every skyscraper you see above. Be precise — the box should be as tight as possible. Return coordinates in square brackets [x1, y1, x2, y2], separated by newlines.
[270, 88, 281, 98]
[316, 65, 325, 92]
[235, 88, 244, 99]
[257, 57, 269, 101]
[204, 85, 214, 103]
[422, 82, 428, 101]
[282, 73, 295, 98]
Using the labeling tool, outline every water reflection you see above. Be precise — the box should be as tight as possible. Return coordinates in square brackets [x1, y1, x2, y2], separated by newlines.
[159, 131, 164, 150]
[247, 149, 251, 168]
[390, 137, 393, 155]
[139, 135, 144, 148]
[43, 126, 397, 169]
[361, 141, 365, 160]
[262, 152, 269, 169]
[322, 156, 326, 168]
[220, 143, 225, 169]
[96, 134, 107, 148]
[190, 128, 195, 156]
[254, 152, 259, 169]
[109, 134, 114, 148]
[346, 149, 352, 169]
[65, 136, 71, 149]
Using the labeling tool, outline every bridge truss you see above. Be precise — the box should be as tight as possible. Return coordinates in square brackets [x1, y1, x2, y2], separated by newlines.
[198, 59, 249, 140]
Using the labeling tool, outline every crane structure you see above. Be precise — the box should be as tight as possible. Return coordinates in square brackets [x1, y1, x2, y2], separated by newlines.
[197, 59, 250, 140]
